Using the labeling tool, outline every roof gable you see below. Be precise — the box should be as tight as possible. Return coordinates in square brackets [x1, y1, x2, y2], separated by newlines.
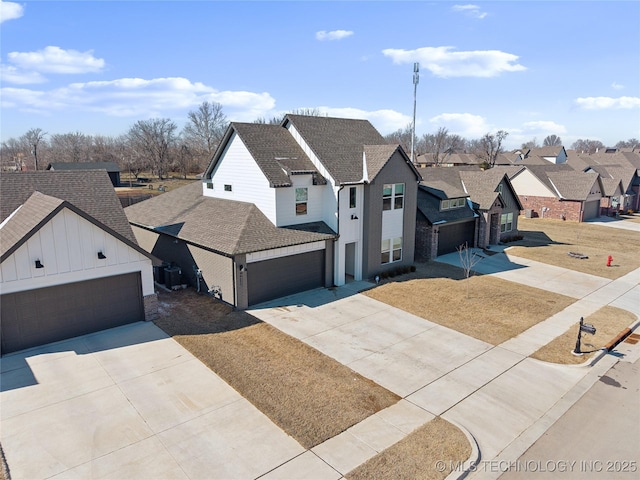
[0, 171, 136, 243]
[1, 191, 152, 262]
[204, 123, 324, 188]
[283, 114, 387, 184]
[47, 162, 120, 172]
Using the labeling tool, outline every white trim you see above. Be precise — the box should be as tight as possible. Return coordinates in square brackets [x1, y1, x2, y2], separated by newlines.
[246, 241, 325, 263]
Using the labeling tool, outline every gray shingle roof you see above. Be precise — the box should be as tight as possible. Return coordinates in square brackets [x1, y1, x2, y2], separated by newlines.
[0, 171, 136, 243]
[416, 185, 475, 224]
[419, 167, 468, 198]
[125, 182, 336, 256]
[284, 114, 388, 184]
[224, 123, 325, 187]
[0, 192, 63, 258]
[546, 170, 600, 201]
[47, 162, 121, 172]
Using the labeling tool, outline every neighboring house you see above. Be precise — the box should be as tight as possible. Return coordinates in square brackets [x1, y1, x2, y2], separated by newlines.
[127, 115, 421, 308]
[567, 149, 640, 212]
[526, 146, 568, 164]
[416, 151, 481, 168]
[47, 162, 122, 187]
[415, 166, 522, 259]
[459, 167, 523, 245]
[415, 179, 477, 260]
[506, 165, 604, 221]
[0, 171, 156, 355]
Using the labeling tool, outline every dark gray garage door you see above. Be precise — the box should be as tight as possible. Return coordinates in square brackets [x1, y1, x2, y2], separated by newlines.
[437, 220, 476, 256]
[1, 272, 143, 355]
[247, 250, 324, 305]
[583, 200, 600, 220]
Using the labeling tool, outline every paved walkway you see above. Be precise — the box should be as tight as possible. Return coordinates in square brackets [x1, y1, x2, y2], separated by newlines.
[248, 259, 640, 478]
[0, 323, 305, 480]
[586, 215, 640, 232]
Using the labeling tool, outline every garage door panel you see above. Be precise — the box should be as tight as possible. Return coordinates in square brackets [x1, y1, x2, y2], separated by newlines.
[583, 200, 600, 220]
[1, 273, 143, 355]
[248, 250, 324, 306]
[438, 221, 475, 256]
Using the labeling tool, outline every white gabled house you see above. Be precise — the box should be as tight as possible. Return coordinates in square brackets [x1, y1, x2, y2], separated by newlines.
[202, 115, 422, 289]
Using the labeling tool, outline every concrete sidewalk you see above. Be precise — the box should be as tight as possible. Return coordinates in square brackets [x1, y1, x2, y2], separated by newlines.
[249, 262, 640, 478]
[586, 216, 640, 232]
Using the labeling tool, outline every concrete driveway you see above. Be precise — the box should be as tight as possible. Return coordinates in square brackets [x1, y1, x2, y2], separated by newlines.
[0, 322, 303, 480]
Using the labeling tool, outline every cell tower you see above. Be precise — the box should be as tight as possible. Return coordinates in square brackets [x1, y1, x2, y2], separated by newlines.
[411, 62, 419, 165]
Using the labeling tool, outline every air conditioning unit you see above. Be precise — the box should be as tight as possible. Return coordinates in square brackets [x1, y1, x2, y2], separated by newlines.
[525, 209, 534, 218]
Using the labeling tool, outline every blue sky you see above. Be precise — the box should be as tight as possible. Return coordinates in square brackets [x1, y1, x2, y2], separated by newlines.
[1, 0, 639, 149]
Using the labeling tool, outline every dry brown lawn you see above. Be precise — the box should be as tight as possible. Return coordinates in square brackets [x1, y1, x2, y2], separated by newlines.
[346, 417, 471, 480]
[155, 289, 400, 449]
[364, 263, 575, 345]
[531, 306, 637, 364]
[507, 217, 640, 279]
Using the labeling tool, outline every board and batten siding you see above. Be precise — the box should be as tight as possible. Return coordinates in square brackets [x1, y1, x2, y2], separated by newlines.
[286, 123, 339, 232]
[275, 175, 326, 227]
[203, 132, 277, 224]
[1, 208, 154, 296]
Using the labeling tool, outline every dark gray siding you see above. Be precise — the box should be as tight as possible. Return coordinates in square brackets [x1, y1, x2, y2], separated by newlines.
[363, 151, 418, 278]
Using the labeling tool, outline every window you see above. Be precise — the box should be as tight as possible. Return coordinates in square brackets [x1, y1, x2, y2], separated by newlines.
[441, 198, 465, 210]
[224, 184, 232, 192]
[381, 237, 402, 264]
[206, 182, 213, 189]
[296, 187, 308, 215]
[349, 186, 357, 209]
[497, 184, 503, 195]
[383, 183, 405, 211]
[500, 212, 513, 233]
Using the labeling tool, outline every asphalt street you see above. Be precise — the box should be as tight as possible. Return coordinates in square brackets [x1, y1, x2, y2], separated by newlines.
[500, 355, 640, 479]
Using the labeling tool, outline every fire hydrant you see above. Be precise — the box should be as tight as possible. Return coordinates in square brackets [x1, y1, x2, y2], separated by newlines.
[607, 255, 613, 267]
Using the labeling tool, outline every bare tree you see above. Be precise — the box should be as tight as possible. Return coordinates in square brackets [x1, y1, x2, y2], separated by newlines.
[21, 128, 47, 170]
[571, 138, 605, 154]
[521, 138, 539, 150]
[49, 132, 91, 163]
[182, 101, 228, 167]
[477, 130, 509, 167]
[457, 242, 482, 299]
[384, 124, 414, 157]
[615, 138, 639, 150]
[543, 134, 562, 147]
[127, 118, 177, 180]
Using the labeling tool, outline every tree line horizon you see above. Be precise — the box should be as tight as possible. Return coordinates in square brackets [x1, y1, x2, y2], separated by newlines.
[2, 102, 638, 180]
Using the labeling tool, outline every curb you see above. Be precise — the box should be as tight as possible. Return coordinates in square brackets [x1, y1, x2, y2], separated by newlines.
[444, 418, 480, 480]
[604, 318, 640, 351]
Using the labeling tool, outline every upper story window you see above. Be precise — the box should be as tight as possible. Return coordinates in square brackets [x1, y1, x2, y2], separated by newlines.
[224, 184, 233, 192]
[383, 183, 404, 211]
[296, 187, 308, 215]
[206, 182, 213, 190]
[497, 184, 503, 194]
[441, 198, 466, 210]
[349, 186, 357, 209]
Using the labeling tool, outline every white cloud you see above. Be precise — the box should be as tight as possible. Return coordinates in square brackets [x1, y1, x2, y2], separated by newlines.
[316, 30, 354, 41]
[0, 77, 276, 120]
[429, 112, 490, 138]
[452, 4, 488, 20]
[611, 82, 625, 90]
[0, 64, 47, 84]
[0, 1, 24, 23]
[7, 46, 105, 74]
[522, 121, 567, 134]
[575, 96, 640, 110]
[382, 46, 526, 78]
